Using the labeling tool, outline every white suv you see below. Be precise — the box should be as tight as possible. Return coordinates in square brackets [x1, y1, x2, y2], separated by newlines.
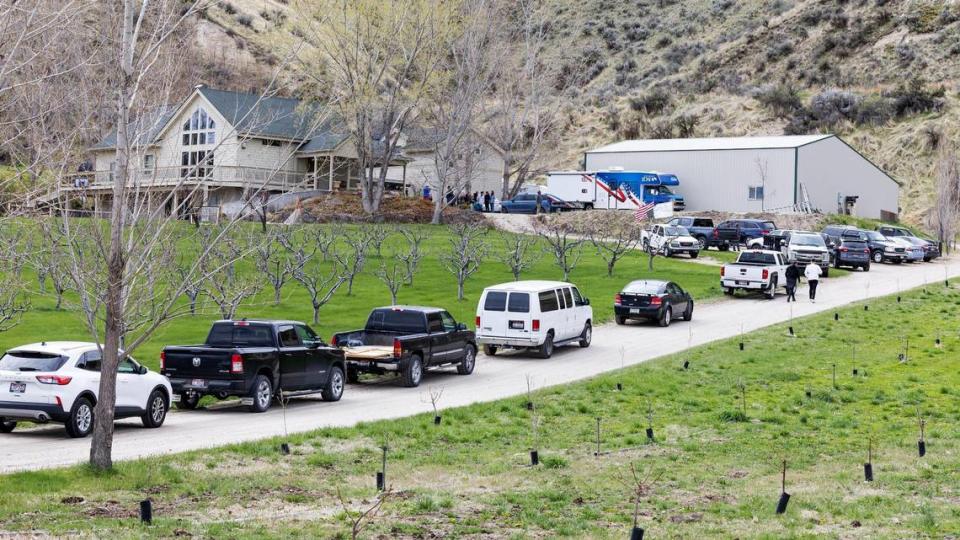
[0, 342, 172, 438]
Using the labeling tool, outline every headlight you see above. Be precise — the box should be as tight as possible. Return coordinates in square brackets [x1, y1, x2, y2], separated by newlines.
[884, 247, 895, 252]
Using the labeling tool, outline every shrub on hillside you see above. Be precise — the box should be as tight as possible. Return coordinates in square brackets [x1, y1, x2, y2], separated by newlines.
[809, 90, 862, 126]
[886, 78, 945, 117]
[235, 13, 253, 28]
[752, 83, 802, 118]
[855, 96, 895, 126]
[628, 88, 672, 115]
[711, 0, 734, 14]
[600, 27, 621, 51]
[766, 38, 793, 61]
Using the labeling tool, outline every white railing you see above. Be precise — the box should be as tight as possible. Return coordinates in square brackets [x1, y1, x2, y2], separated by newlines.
[64, 166, 309, 192]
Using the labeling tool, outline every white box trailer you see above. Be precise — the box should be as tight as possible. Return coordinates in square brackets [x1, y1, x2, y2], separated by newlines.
[546, 171, 644, 210]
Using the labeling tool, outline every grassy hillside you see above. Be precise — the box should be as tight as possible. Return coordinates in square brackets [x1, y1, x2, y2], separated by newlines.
[1, 281, 956, 538]
[198, 0, 960, 228]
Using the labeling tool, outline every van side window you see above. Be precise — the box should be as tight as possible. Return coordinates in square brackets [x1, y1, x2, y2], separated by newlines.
[507, 292, 529, 313]
[562, 288, 573, 308]
[571, 287, 584, 306]
[483, 291, 507, 311]
[556, 289, 567, 309]
[538, 290, 559, 312]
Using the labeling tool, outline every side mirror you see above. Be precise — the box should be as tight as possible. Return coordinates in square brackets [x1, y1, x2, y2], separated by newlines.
[139, 365, 148, 375]
[583, 298, 591, 306]
[457, 322, 467, 331]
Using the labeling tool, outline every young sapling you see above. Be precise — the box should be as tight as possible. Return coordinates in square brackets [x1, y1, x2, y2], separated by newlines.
[775, 460, 790, 514]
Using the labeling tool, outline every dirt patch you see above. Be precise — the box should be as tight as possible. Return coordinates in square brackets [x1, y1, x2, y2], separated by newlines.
[274, 192, 485, 225]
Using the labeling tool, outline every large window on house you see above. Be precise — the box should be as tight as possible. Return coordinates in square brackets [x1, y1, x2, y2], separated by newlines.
[181, 107, 216, 146]
[181, 150, 214, 179]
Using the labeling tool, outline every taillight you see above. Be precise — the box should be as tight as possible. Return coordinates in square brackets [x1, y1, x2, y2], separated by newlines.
[713, 229, 719, 238]
[159, 351, 165, 370]
[230, 353, 243, 373]
[839, 247, 848, 252]
[615, 293, 622, 304]
[761, 229, 770, 235]
[36, 375, 72, 385]
[762, 268, 769, 280]
[330, 334, 338, 346]
[532, 319, 541, 331]
[864, 249, 870, 253]
[720, 266, 725, 276]
[393, 339, 402, 358]
[475, 316, 480, 327]
[650, 296, 662, 306]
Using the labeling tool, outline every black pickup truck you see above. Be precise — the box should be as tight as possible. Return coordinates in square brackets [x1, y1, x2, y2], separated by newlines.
[332, 306, 477, 387]
[161, 320, 346, 412]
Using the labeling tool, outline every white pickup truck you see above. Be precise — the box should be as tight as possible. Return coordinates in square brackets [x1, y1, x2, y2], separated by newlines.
[641, 224, 700, 258]
[720, 250, 789, 299]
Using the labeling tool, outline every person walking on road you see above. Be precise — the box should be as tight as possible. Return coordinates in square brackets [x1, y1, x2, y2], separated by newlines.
[785, 262, 800, 302]
[535, 190, 543, 215]
[805, 261, 823, 302]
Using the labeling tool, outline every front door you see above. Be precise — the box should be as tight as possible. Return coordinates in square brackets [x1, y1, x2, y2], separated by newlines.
[295, 324, 333, 389]
[116, 356, 146, 411]
[426, 312, 454, 366]
[277, 325, 307, 391]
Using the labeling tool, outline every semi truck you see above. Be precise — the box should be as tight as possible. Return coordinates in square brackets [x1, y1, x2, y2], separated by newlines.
[546, 170, 685, 211]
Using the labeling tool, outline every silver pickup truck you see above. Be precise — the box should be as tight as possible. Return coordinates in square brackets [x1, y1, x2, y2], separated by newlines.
[721, 250, 789, 299]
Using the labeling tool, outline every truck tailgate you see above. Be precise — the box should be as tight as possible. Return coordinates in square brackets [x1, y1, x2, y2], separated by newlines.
[343, 346, 394, 360]
[162, 347, 234, 378]
[724, 264, 767, 282]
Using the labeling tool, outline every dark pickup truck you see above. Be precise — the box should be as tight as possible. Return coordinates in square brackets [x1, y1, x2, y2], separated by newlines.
[666, 216, 721, 250]
[332, 306, 477, 387]
[161, 320, 346, 413]
[711, 219, 777, 250]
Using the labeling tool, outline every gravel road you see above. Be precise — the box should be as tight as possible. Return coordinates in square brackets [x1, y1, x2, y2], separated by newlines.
[1, 257, 955, 473]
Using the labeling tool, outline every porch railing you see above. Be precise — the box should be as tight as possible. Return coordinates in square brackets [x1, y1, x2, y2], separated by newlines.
[63, 166, 310, 192]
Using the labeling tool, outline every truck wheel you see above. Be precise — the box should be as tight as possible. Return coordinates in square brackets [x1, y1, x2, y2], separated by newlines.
[321, 366, 345, 402]
[893, 258, 902, 265]
[872, 250, 883, 263]
[822, 267, 829, 278]
[863, 262, 870, 272]
[766, 276, 778, 300]
[483, 345, 498, 356]
[457, 345, 476, 375]
[65, 396, 94, 438]
[346, 365, 360, 384]
[0, 419, 16, 433]
[690, 250, 699, 259]
[578, 323, 592, 348]
[175, 392, 200, 410]
[658, 306, 672, 327]
[536, 333, 554, 359]
[401, 355, 424, 387]
[615, 315, 626, 325]
[249, 375, 273, 413]
[719, 244, 730, 252]
[683, 301, 694, 321]
[141, 389, 168, 428]
[665, 248, 673, 257]
[723, 287, 734, 296]
[695, 236, 706, 250]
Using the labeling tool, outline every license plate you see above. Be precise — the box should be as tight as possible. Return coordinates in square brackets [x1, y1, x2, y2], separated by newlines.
[170, 394, 181, 402]
[9, 382, 25, 394]
[630, 308, 640, 314]
[190, 379, 206, 389]
[736, 280, 748, 285]
[509, 321, 524, 330]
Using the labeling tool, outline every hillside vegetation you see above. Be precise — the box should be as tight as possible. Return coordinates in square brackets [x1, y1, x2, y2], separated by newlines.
[200, 0, 960, 227]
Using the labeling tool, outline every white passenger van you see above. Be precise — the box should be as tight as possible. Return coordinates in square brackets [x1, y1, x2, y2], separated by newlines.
[475, 281, 593, 358]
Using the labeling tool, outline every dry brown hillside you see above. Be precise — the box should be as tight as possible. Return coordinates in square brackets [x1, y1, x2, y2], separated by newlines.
[198, 0, 960, 226]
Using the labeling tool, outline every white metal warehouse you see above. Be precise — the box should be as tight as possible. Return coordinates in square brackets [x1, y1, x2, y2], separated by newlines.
[583, 135, 899, 220]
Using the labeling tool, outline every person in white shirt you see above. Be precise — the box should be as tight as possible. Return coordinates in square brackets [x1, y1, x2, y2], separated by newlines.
[805, 262, 823, 302]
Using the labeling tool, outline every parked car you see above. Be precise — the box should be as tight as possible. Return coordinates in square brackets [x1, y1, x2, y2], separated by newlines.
[614, 280, 693, 327]
[476, 281, 592, 359]
[861, 230, 906, 264]
[875, 225, 913, 238]
[890, 236, 924, 262]
[902, 236, 940, 261]
[665, 216, 721, 249]
[782, 232, 831, 276]
[0, 342, 172, 438]
[713, 219, 777, 249]
[832, 237, 871, 271]
[821, 224, 863, 246]
[720, 250, 789, 299]
[161, 320, 346, 413]
[641, 224, 700, 258]
[332, 306, 476, 387]
[499, 193, 572, 214]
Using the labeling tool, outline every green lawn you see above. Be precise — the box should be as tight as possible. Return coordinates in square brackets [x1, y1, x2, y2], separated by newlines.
[1, 222, 732, 370]
[1, 281, 956, 538]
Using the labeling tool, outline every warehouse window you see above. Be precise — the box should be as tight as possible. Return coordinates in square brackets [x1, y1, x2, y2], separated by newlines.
[748, 186, 764, 200]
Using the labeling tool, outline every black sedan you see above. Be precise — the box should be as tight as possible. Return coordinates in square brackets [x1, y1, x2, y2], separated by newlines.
[614, 280, 693, 327]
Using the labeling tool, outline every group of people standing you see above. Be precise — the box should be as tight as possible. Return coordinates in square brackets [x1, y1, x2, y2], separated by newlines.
[472, 191, 497, 212]
[784, 261, 823, 303]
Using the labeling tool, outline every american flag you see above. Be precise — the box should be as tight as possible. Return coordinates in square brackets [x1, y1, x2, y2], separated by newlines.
[633, 202, 655, 223]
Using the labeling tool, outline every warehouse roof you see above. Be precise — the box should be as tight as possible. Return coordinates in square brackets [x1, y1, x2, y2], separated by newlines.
[588, 135, 833, 153]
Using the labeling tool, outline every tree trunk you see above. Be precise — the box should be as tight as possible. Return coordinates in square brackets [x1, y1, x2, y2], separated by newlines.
[607, 260, 615, 277]
[313, 304, 320, 324]
[500, 158, 512, 201]
[274, 284, 282, 305]
[431, 195, 444, 225]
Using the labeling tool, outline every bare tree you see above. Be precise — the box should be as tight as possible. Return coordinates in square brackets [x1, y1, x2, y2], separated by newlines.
[291, 251, 347, 325]
[587, 213, 642, 277]
[494, 231, 542, 281]
[376, 257, 404, 305]
[176, 263, 202, 316]
[424, 0, 500, 224]
[365, 224, 393, 259]
[755, 157, 769, 212]
[396, 226, 427, 286]
[481, 0, 566, 199]
[933, 143, 960, 253]
[203, 257, 263, 320]
[0, 231, 28, 331]
[440, 223, 488, 300]
[295, 0, 454, 215]
[340, 230, 370, 296]
[336, 486, 393, 540]
[255, 228, 293, 305]
[36, 222, 72, 310]
[534, 216, 584, 281]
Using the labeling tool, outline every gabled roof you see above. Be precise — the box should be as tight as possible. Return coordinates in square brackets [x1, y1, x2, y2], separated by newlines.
[588, 135, 833, 153]
[90, 106, 177, 151]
